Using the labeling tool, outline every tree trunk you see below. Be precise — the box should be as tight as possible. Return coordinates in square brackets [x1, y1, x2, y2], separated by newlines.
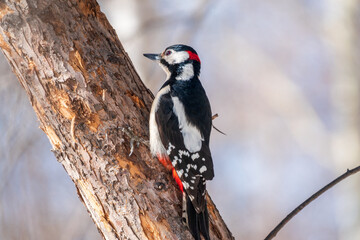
[0, 0, 234, 239]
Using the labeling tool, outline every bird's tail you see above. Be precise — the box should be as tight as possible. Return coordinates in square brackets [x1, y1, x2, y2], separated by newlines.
[182, 193, 210, 240]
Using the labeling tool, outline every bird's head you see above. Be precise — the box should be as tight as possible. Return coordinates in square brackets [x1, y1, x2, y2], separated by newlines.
[144, 44, 201, 81]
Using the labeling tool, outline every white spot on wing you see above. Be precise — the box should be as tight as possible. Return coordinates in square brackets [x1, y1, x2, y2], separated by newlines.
[186, 164, 191, 172]
[178, 150, 190, 158]
[149, 85, 170, 156]
[177, 169, 184, 178]
[172, 96, 203, 153]
[199, 166, 207, 173]
[191, 153, 200, 160]
[167, 143, 175, 155]
[172, 156, 179, 166]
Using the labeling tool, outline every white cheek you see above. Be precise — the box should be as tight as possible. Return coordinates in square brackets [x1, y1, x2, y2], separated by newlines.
[165, 51, 189, 64]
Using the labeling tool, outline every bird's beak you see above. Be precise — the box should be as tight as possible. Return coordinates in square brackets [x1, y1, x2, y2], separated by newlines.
[143, 53, 161, 61]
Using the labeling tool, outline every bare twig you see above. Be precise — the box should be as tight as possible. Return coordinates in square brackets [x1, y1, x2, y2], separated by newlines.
[212, 125, 226, 136]
[265, 165, 360, 240]
[212, 113, 226, 135]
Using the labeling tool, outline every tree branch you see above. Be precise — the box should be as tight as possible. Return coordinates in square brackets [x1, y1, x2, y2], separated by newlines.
[265, 165, 360, 240]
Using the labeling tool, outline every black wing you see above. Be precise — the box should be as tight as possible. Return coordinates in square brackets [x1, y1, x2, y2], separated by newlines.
[155, 83, 214, 212]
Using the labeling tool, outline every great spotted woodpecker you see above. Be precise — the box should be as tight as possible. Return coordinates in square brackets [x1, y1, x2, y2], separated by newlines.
[144, 44, 214, 240]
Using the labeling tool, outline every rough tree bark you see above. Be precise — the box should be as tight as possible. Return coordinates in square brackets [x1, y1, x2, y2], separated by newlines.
[0, 0, 234, 239]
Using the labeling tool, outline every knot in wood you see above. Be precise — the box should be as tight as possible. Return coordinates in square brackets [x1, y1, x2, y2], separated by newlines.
[154, 182, 166, 191]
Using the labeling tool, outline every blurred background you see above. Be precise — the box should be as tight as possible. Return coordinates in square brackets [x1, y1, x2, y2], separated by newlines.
[1, 0, 360, 239]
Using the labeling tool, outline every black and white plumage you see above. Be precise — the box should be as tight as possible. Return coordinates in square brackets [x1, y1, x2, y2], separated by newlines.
[144, 44, 214, 240]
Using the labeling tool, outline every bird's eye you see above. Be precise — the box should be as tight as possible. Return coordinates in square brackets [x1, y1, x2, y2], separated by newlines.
[165, 50, 172, 56]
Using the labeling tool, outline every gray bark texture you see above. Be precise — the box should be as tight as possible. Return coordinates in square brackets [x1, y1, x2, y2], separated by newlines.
[0, 0, 234, 239]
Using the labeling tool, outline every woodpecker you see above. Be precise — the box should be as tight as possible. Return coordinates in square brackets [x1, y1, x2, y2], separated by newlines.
[144, 44, 214, 240]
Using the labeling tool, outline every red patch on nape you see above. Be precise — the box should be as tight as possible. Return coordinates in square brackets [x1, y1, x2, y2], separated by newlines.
[172, 168, 184, 192]
[187, 51, 201, 63]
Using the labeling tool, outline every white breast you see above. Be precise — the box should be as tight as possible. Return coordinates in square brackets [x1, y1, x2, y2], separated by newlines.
[149, 85, 170, 156]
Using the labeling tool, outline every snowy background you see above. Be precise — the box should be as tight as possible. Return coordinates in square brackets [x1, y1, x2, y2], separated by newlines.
[1, 0, 360, 239]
